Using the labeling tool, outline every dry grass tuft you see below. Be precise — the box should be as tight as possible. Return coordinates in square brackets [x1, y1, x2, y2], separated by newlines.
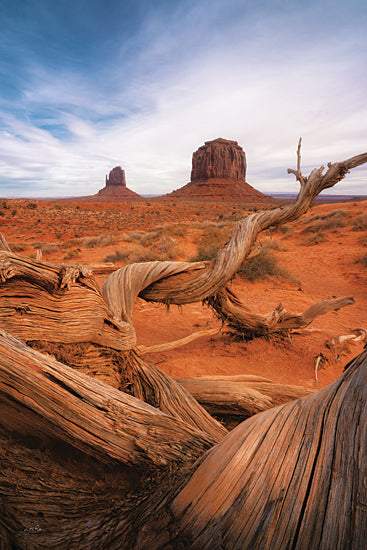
[301, 210, 348, 234]
[352, 214, 367, 232]
[239, 248, 297, 283]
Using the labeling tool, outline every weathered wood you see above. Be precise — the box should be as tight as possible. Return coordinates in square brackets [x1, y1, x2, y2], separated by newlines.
[165, 350, 367, 549]
[0, 329, 216, 469]
[0, 232, 11, 252]
[208, 287, 355, 338]
[137, 327, 221, 354]
[102, 148, 366, 337]
[175, 374, 314, 428]
[0, 251, 136, 350]
[0, 320, 366, 547]
[28, 340, 227, 442]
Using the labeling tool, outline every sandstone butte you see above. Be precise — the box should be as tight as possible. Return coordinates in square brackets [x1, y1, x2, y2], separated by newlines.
[165, 138, 272, 202]
[93, 166, 143, 201]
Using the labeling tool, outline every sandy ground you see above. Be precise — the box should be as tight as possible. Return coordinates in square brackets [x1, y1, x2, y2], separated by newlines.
[2, 197, 366, 390]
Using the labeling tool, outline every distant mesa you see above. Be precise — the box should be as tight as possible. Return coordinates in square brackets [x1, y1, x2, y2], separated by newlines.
[165, 138, 271, 202]
[94, 166, 142, 201]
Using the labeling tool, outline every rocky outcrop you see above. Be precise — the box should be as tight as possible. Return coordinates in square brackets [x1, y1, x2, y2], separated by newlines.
[165, 138, 271, 202]
[105, 166, 127, 187]
[191, 138, 247, 182]
[95, 166, 142, 201]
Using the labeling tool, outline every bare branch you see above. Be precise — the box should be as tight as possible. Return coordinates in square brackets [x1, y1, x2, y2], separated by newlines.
[137, 327, 221, 355]
[103, 147, 367, 314]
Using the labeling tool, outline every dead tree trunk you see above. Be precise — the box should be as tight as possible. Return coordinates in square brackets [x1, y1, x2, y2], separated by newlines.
[0, 330, 366, 548]
[0, 144, 366, 548]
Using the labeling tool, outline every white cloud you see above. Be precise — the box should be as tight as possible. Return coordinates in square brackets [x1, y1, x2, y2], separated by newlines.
[0, 0, 366, 198]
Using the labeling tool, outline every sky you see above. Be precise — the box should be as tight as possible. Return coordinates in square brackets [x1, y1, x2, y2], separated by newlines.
[0, 0, 366, 198]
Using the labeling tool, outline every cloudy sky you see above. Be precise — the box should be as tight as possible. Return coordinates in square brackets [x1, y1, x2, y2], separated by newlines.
[1, 0, 366, 198]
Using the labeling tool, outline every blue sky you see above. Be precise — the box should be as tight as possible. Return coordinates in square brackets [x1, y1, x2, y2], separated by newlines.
[0, 0, 366, 197]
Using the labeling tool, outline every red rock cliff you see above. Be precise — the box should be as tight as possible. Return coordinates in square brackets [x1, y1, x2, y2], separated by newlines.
[105, 166, 127, 187]
[95, 166, 142, 201]
[165, 138, 271, 202]
[191, 138, 247, 182]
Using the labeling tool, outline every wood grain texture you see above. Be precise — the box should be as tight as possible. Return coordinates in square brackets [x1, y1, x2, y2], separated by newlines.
[175, 374, 314, 428]
[170, 350, 367, 549]
[0, 251, 136, 350]
[0, 329, 216, 468]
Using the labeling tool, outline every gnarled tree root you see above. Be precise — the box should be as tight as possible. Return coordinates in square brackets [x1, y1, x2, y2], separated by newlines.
[207, 287, 355, 339]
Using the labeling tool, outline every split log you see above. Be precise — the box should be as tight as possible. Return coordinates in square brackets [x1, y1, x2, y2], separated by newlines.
[175, 374, 314, 429]
[2, 333, 364, 548]
[159, 349, 367, 549]
[28, 341, 226, 442]
[0, 329, 217, 468]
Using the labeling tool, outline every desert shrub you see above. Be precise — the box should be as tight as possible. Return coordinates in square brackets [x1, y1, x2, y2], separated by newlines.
[358, 233, 367, 247]
[105, 235, 184, 264]
[60, 238, 83, 249]
[139, 232, 160, 247]
[122, 231, 145, 243]
[122, 224, 188, 247]
[271, 224, 294, 236]
[35, 243, 59, 255]
[259, 237, 284, 251]
[303, 232, 327, 246]
[82, 234, 119, 248]
[239, 249, 295, 282]
[152, 236, 183, 260]
[194, 224, 233, 247]
[63, 248, 81, 259]
[191, 243, 221, 262]
[352, 214, 367, 231]
[0, 211, 5, 217]
[105, 245, 157, 264]
[10, 242, 28, 252]
[301, 210, 348, 234]
[26, 202, 38, 210]
[190, 223, 234, 262]
[355, 253, 367, 267]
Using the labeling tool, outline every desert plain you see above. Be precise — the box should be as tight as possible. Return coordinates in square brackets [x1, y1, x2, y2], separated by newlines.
[2, 195, 366, 389]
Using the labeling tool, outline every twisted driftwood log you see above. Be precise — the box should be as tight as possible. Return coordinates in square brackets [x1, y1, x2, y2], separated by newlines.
[0, 144, 366, 548]
[102, 142, 365, 338]
[0, 330, 366, 548]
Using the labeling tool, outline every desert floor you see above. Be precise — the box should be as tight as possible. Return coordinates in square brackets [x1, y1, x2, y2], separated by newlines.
[1, 197, 366, 389]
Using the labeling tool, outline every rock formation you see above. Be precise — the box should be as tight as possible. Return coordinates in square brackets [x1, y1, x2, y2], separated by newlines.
[191, 138, 247, 182]
[105, 166, 127, 187]
[95, 166, 142, 201]
[166, 138, 271, 202]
